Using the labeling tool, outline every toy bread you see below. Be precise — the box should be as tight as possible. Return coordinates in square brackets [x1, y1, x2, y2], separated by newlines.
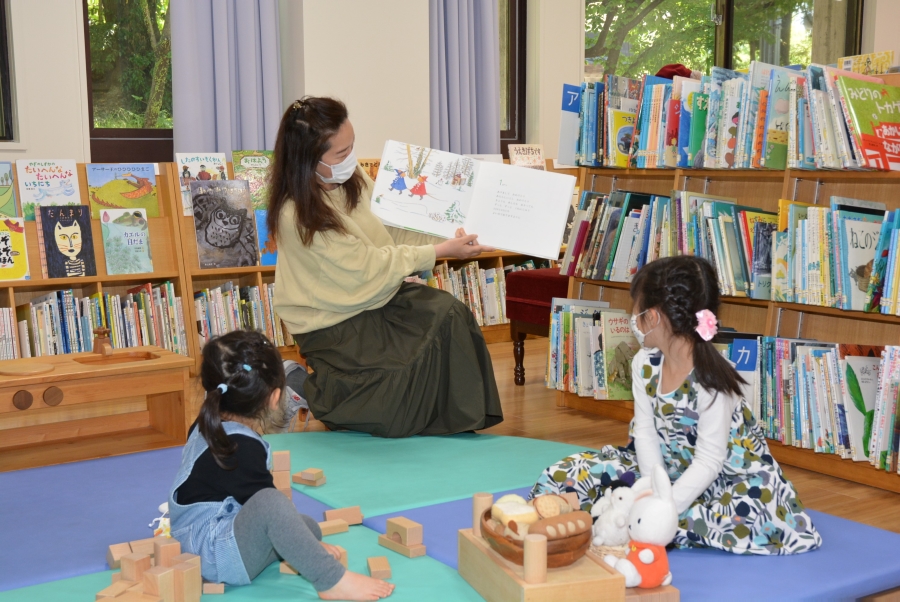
[496, 494, 527, 505]
[492, 502, 539, 528]
[528, 510, 592, 540]
[533, 494, 572, 519]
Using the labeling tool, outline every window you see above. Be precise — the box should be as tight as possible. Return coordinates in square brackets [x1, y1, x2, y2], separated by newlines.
[500, 0, 526, 157]
[0, 0, 15, 141]
[83, 0, 173, 162]
[584, 0, 861, 78]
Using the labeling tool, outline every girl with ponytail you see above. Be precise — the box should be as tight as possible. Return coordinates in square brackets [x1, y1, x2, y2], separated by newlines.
[168, 330, 394, 600]
[532, 256, 822, 556]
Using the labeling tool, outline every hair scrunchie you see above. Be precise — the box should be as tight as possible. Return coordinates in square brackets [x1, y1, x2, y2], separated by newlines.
[695, 309, 718, 341]
[217, 383, 228, 394]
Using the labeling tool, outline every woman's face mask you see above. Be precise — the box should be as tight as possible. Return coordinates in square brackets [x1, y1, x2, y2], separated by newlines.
[317, 148, 358, 184]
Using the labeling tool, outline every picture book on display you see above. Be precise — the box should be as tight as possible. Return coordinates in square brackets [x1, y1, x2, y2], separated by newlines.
[0, 217, 29, 280]
[507, 144, 546, 170]
[16, 160, 81, 221]
[100, 208, 153, 275]
[35, 205, 96, 279]
[255, 209, 276, 266]
[176, 153, 228, 216]
[0, 161, 17, 217]
[232, 150, 273, 211]
[86, 163, 159, 219]
[838, 51, 895, 76]
[835, 77, 900, 171]
[190, 180, 259, 269]
[357, 158, 382, 181]
[370, 140, 576, 260]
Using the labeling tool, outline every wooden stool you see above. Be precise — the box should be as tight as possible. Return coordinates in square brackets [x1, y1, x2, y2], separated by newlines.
[505, 268, 570, 386]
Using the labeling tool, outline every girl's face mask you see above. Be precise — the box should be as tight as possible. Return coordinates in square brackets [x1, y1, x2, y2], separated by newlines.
[630, 309, 660, 347]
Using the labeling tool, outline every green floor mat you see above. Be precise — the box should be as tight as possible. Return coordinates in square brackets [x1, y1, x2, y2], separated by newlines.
[264, 432, 591, 516]
[0, 525, 481, 602]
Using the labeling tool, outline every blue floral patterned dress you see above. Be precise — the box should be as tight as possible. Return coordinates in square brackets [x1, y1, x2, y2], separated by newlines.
[532, 349, 822, 555]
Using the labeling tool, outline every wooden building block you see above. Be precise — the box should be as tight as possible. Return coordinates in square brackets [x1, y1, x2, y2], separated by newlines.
[278, 487, 293, 499]
[319, 519, 349, 536]
[107, 542, 133, 569]
[111, 572, 123, 583]
[385, 517, 423, 546]
[173, 562, 202, 602]
[377, 534, 426, 558]
[458, 528, 626, 602]
[121, 553, 152, 582]
[202, 582, 225, 594]
[96, 579, 134, 598]
[129, 538, 157, 557]
[126, 582, 144, 593]
[292, 474, 327, 487]
[272, 450, 291, 472]
[624, 585, 680, 602]
[324, 506, 363, 525]
[300, 467, 324, 481]
[170, 553, 200, 568]
[153, 537, 181, 568]
[280, 561, 299, 575]
[272, 470, 291, 490]
[335, 545, 348, 569]
[115, 593, 161, 602]
[367, 556, 391, 579]
[143, 565, 175, 602]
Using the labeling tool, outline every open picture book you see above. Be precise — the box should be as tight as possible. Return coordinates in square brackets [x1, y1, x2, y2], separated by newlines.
[370, 140, 576, 260]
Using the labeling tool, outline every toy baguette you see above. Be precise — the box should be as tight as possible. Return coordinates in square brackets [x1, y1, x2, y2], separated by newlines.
[527, 511, 592, 540]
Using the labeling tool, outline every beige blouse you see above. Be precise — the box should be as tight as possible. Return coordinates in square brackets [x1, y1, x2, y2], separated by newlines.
[273, 171, 443, 334]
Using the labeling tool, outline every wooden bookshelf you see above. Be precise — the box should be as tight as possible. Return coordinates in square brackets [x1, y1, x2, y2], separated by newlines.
[558, 166, 900, 494]
[0, 163, 194, 470]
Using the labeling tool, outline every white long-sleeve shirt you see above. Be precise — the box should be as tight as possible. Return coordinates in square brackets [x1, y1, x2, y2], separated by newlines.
[631, 348, 738, 515]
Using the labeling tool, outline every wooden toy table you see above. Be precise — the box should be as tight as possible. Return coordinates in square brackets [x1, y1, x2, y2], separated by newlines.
[0, 347, 194, 471]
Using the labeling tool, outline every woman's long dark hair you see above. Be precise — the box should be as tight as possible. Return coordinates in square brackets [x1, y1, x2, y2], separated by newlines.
[198, 330, 286, 469]
[630, 256, 746, 398]
[267, 96, 364, 246]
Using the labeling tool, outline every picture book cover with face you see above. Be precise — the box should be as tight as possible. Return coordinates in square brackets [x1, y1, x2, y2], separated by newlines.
[16, 160, 81, 221]
[0, 161, 17, 217]
[176, 153, 228, 216]
[100, 208, 153, 275]
[36, 205, 96, 278]
[0, 217, 29, 280]
[86, 163, 159, 219]
[232, 150, 273, 211]
[190, 180, 258, 269]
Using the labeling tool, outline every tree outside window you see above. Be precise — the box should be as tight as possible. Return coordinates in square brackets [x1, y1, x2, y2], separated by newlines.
[86, 0, 171, 129]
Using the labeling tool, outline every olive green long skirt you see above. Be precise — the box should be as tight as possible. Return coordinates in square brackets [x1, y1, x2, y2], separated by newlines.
[295, 283, 504, 438]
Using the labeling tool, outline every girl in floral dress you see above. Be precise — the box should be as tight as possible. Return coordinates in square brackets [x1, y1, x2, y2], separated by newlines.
[532, 256, 822, 555]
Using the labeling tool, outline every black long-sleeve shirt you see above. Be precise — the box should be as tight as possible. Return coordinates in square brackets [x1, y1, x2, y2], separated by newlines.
[176, 421, 274, 505]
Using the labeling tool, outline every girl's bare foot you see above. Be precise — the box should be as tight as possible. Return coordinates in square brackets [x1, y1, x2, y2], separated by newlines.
[318, 571, 394, 601]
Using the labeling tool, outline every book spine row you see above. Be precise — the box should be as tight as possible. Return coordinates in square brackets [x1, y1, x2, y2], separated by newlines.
[193, 282, 289, 349]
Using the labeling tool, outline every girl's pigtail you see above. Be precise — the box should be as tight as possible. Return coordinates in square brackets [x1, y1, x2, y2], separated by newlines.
[198, 384, 237, 470]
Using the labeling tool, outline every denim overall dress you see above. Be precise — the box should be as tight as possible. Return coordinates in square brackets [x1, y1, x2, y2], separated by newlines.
[168, 422, 272, 585]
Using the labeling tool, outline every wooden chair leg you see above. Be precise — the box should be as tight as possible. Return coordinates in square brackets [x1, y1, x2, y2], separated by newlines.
[512, 329, 527, 386]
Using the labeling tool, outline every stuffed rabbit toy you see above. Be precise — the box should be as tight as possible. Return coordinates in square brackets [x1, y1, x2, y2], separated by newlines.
[591, 484, 634, 547]
[604, 465, 678, 588]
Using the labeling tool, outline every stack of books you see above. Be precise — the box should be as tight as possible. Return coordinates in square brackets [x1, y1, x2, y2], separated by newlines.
[193, 281, 291, 348]
[564, 51, 900, 172]
[14, 282, 187, 358]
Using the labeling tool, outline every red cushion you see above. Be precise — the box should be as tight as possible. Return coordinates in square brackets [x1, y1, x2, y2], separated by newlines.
[506, 268, 569, 326]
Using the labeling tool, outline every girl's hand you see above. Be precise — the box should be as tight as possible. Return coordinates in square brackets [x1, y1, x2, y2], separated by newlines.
[434, 229, 495, 259]
[321, 541, 342, 561]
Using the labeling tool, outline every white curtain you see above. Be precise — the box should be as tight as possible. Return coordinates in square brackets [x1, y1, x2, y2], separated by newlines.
[171, 0, 283, 154]
[430, 0, 501, 154]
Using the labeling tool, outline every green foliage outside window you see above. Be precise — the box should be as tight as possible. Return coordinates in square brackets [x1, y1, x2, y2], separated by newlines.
[87, 0, 172, 129]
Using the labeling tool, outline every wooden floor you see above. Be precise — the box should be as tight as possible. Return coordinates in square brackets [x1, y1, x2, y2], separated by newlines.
[293, 337, 900, 535]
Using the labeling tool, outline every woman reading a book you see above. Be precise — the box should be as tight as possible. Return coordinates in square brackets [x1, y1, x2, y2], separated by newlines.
[531, 256, 822, 555]
[268, 96, 503, 438]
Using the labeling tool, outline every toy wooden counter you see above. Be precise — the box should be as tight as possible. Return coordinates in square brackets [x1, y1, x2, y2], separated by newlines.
[458, 493, 679, 602]
[0, 345, 194, 471]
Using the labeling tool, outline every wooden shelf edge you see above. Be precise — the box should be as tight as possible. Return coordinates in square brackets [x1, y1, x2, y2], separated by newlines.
[774, 302, 900, 324]
[556, 390, 900, 493]
[0, 426, 182, 472]
[1, 272, 182, 289]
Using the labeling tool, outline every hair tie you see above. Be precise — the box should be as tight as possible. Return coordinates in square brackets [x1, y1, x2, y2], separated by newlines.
[217, 383, 228, 394]
[695, 309, 718, 341]
[291, 99, 303, 111]
[242, 364, 252, 372]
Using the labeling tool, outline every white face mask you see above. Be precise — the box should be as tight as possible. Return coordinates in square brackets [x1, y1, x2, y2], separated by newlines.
[630, 309, 658, 347]
[317, 148, 358, 184]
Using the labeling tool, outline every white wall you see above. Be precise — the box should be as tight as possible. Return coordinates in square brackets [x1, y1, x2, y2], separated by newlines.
[525, 0, 582, 160]
[861, 0, 900, 62]
[0, 0, 91, 162]
[279, 0, 431, 159]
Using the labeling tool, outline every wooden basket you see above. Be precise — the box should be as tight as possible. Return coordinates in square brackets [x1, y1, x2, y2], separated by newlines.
[479, 508, 591, 568]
